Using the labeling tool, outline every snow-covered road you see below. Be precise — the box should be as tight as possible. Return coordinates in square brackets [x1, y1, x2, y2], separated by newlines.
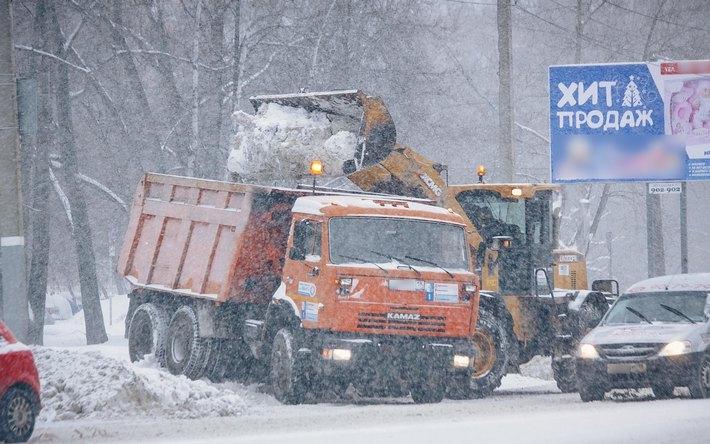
[31, 380, 710, 444]
[30, 295, 710, 443]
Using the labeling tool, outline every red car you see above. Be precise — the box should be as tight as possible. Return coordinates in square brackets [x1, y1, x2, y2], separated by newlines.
[0, 322, 40, 443]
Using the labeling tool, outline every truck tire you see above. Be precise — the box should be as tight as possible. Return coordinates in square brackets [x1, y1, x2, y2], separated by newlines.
[469, 307, 509, 396]
[578, 382, 605, 402]
[165, 305, 211, 380]
[688, 354, 710, 399]
[270, 328, 309, 404]
[0, 386, 37, 443]
[128, 303, 169, 366]
[552, 354, 578, 393]
[411, 376, 445, 404]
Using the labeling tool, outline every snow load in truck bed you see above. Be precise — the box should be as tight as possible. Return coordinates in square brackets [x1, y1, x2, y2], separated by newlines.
[228, 102, 358, 182]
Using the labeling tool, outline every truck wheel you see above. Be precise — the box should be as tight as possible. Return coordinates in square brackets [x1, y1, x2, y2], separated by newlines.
[0, 386, 37, 443]
[411, 376, 445, 404]
[165, 306, 210, 380]
[552, 354, 578, 393]
[688, 354, 710, 399]
[578, 383, 605, 402]
[270, 328, 308, 404]
[128, 303, 168, 366]
[469, 307, 509, 396]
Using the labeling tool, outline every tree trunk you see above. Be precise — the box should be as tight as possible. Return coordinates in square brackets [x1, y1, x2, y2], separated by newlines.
[496, 0, 514, 181]
[187, 0, 203, 177]
[231, 0, 241, 114]
[47, 1, 107, 344]
[26, 0, 53, 345]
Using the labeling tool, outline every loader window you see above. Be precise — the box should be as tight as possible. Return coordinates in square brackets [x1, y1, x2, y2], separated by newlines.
[290, 220, 322, 261]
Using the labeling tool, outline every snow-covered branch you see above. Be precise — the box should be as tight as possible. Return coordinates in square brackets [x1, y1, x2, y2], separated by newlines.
[48, 168, 74, 229]
[77, 174, 128, 212]
[14, 44, 90, 73]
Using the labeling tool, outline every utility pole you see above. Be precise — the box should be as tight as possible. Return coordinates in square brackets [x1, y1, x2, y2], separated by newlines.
[497, 0, 514, 181]
[0, 0, 29, 339]
[680, 182, 688, 273]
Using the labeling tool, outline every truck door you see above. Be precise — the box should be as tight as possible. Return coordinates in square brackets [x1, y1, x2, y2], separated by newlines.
[284, 218, 324, 324]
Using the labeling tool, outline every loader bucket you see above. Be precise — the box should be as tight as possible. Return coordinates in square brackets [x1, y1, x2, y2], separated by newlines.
[249, 90, 397, 168]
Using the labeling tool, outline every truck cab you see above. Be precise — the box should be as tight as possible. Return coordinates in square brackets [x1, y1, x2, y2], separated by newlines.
[266, 195, 480, 402]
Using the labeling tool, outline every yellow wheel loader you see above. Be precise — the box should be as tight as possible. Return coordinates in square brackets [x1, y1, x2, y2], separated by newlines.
[236, 90, 617, 396]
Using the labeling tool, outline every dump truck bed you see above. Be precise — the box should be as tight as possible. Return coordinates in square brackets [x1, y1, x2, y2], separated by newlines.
[117, 173, 305, 304]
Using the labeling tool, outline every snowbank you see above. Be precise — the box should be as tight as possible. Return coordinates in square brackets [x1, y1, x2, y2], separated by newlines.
[519, 355, 554, 381]
[228, 103, 358, 182]
[34, 347, 249, 422]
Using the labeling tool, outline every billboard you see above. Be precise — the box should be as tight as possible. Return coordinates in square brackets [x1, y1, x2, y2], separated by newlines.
[549, 60, 710, 183]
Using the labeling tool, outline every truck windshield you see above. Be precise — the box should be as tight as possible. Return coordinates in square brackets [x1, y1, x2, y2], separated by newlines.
[604, 291, 709, 325]
[329, 217, 469, 271]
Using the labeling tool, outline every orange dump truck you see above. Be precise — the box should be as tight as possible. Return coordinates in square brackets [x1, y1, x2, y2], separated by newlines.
[118, 173, 480, 403]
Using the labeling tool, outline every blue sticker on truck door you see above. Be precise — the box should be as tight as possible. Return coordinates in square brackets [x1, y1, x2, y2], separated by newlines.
[425, 282, 459, 303]
[301, 301, 319, 321]
[298, 281, 316, 297]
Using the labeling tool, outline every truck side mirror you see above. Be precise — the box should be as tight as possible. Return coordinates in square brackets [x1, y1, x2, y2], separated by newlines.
[592, 279, 619, 298]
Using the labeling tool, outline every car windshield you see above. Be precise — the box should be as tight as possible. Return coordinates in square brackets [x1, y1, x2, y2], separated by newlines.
[603, 291, 710, 325]
[328, 217, 469, 270]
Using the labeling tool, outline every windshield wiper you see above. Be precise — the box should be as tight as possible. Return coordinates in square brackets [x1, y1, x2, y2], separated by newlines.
[367, 250, 421, 276]
[404, 254, 454, 278]
[625, 306, 653, 324]
[336, 254, 388, 274]
[659, 304, 697, 324]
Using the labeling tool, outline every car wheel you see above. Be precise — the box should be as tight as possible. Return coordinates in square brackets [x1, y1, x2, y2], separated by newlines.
[270, 328, 308, 404]
[688, 354, 710, 399]
[0, 387, 37, 443]
[128, 303, 169, 365]
[578, 383, 605, 402]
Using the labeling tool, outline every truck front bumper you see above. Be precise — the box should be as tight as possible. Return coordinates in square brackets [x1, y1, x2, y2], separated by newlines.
[300, 332, 476, 386]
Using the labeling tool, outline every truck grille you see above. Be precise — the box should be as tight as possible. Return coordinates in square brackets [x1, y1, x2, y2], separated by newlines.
[357, 311, 446, 333]
[599, 343, 662, 361]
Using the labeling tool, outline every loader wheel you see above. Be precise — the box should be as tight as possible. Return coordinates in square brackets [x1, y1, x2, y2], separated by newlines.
[469, 307, 509, 396]
[270, 328, 309, 404]
[166, 306, 211, 380]
[552, 354, 578, 393]
[128, 303, 169, 366]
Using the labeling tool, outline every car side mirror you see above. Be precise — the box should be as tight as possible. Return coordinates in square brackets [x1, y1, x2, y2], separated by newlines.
[592, 279, 619, 298]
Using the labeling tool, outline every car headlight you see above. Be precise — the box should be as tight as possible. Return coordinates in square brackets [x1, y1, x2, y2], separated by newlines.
[578, 343, 600, 359]
[658, 340, 692, 357]
[453, 354, 471, 368]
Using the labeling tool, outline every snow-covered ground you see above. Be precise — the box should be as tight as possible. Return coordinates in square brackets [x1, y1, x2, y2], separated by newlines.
[28, 295, 710, 443]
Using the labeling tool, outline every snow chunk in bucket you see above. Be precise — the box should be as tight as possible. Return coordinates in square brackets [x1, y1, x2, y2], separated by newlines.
[228, 102, 358, 182]
[34, 347, 248, 421]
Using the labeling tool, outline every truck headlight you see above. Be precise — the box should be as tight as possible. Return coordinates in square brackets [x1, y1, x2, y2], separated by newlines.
[322, 348, 352, 361]
[578, 343, 600, 359]
[453, 354, 471, 368]
[658, 340, 692, 357]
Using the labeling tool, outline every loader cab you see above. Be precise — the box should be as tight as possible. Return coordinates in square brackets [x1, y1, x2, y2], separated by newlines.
[449, 184, 561, 296]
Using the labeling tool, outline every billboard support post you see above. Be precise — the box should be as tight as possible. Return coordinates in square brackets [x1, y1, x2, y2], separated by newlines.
[680, 182, 688, 274]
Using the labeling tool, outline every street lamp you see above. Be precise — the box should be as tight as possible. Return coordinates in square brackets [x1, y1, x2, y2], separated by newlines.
[476, 164, 487, 183]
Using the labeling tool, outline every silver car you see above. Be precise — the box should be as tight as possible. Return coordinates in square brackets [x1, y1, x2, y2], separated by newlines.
[575, 273, 710, 401]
